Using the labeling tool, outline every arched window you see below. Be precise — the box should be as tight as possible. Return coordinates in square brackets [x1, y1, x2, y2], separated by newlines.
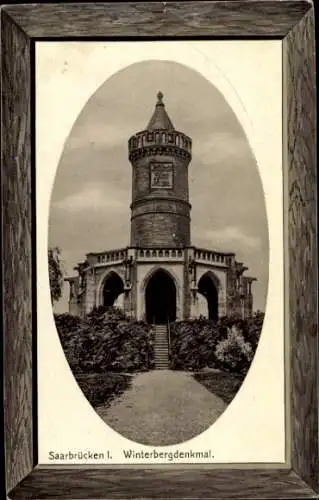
[102, 272, 124, 307]
[198, 273, 219, 321]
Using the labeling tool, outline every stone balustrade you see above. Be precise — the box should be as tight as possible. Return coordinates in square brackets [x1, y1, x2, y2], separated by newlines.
[95, 248, 128, 264]
[136, 248, 184, 260]
[128, 129, 192, 161]
[194, 248, 234, 266]
[90, 247, 236, 267]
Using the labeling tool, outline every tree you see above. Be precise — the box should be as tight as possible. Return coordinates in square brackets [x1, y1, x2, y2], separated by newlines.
[48, 246, 64, 304]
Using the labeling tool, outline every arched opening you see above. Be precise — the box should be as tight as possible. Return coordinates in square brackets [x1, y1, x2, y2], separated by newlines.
[145, 269, 176, 324]
[198, 273, 219, 321]
[102, 272, 124, 307]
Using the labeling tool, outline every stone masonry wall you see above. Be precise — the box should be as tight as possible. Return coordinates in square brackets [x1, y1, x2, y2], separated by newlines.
[130, 152, 191, 248]
[131, 211, 190, 247]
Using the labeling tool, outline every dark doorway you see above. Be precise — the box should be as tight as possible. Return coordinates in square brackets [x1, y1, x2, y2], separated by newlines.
[198, 273, 219, 321]
[145, 269, 176, 324]
[103, 272, 124, 307]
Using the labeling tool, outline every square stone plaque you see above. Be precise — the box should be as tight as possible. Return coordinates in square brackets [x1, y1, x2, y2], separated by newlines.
[150, 162, 174, 189]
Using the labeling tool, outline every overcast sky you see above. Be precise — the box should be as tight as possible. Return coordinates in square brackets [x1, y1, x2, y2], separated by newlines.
[49, 60, 269, 313]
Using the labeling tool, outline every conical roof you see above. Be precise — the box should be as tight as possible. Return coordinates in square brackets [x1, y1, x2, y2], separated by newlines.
[146, 91, 175, 131]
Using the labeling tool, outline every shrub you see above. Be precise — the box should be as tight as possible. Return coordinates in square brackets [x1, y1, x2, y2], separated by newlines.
[169, 319, 227, 371]
[87, 305, 127, 323]
[215, 326, 254, 375]
[54, 312, 86, 338]
[169, 313, 264, 374]
[54, 313, 89, 372]
[244, 310, 265, 350]
[54, 308, 264, 376]
[75, 372, 132, 407]
[54, 307, 154, 373]
[76, 319, 154, 373]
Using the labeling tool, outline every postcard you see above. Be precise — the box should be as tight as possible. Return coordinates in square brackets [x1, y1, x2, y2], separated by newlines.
[36, 40, 285, 466]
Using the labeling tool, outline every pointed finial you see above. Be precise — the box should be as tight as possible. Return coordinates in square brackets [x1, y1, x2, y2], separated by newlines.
[157, 91, 164, 104]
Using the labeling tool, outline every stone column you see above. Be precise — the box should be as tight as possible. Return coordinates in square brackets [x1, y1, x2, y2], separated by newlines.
[188, 254, 198, 319]
[129, 251, 138, 321]
[218, 287, 227, 318]
[85, 268, 96, 315]
[123, 256, 133, 318]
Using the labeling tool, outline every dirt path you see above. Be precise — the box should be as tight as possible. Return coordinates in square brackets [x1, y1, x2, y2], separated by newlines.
[95, 370, 227, 445]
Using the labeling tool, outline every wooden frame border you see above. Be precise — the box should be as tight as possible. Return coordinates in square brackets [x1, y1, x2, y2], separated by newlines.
[1, 1, 317, 498]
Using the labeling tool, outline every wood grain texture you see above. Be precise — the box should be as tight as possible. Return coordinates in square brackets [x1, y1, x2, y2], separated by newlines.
[1, 9, 34, 493]
[284, 7, 318, 491]
[2, 0, 318, 498]
[3, 1, 312, 38]
[8, 467, 319, 499]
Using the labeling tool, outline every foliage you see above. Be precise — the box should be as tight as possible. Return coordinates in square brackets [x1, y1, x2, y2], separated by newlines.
[215, 326, 253, 375]
[243, 310, 265, 350]
[193, 370, 243, 404]
[54, 307, 154, 374]
[54, 307, 264, 376]
[169, 319, 227, 371]
[54, 312, 86, 337]
[75, 372, 132, 408]
[48, 246, 64, 304]
[54, 313, 88, 373]
[87, 305, 127, 323]
[169, 312, 264, 375]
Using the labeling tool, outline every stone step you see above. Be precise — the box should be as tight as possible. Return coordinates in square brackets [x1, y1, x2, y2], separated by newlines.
[154, 324, 169, 370]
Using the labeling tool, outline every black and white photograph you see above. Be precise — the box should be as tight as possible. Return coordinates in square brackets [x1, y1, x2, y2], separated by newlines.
[3, 1, 317, 498]
[37, 41, 285, 462]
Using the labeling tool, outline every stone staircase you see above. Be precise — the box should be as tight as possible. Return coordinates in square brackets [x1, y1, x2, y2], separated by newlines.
[153, 324, 169, 370]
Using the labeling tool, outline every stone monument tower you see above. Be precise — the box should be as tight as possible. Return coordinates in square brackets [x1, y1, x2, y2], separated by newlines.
[129, 91, 192, 249]
[66, 92, 256, 332]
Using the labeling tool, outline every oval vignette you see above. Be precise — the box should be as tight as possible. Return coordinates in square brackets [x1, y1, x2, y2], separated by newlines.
[49, 60, 269, 446]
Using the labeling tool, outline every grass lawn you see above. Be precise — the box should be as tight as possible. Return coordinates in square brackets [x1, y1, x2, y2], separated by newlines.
[193, 370, 244, 405]
[74, 372, 133, 409]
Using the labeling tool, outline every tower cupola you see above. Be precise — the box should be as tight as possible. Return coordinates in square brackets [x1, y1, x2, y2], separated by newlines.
[128, 91, 192, 163]
[147, 91, 175, 131]
[128, 93, 193, 248]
